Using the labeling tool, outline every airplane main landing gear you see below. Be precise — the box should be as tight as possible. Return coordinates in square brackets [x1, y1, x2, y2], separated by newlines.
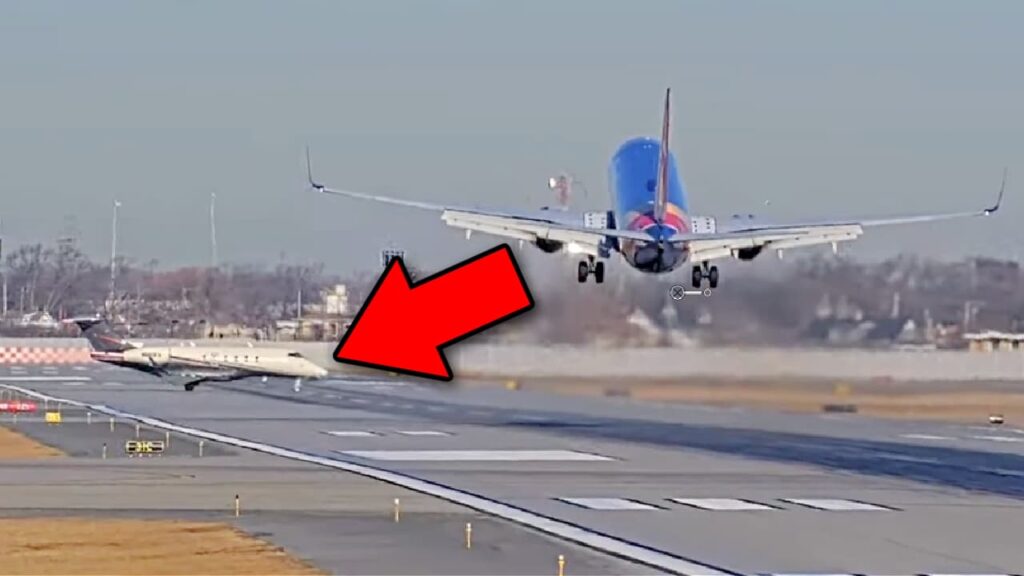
[184, 383, 197, 392]
[577, 257, 605, 284]
[691, 262, 720, 290]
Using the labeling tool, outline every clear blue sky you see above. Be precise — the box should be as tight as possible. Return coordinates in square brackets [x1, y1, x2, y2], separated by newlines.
[2, 0, 1022, 274]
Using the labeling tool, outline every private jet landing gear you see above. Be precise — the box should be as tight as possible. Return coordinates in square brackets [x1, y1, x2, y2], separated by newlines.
[577, 257, 605, 284]
[184, 383, 197, 392]
[293, 378, 302, 393]
[691, 262, 719, 290]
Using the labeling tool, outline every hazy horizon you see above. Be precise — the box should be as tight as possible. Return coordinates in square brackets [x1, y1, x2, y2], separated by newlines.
[3, 1, 1022, 276]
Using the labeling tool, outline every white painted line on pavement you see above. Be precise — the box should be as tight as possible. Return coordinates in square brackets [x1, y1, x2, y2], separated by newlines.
[559, 498, 659, 511]
[972, 435, 1024, 443]
[0, 376, 91, 382]
[670, 498, 776, 511]
[337, 450, 614, 462]
[781, 498, 892, 511]
[873, 452, 940, 464]
[900, 433, 955, 441]
[322, 430, 379, 437]
[0, 384, 732, 576]
[395, 430, 451, 437]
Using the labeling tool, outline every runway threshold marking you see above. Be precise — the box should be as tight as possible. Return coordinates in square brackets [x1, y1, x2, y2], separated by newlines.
[0, 384, 736, 576]
[558, 498, 660, 511]
[670, 498, 776, 511]
[780, 498, 893, 511]
[336, 449, 614, 462]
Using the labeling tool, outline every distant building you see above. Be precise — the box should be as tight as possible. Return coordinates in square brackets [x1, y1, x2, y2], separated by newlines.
[964, 331, 1024, 352]
[18, 311, 59, 330]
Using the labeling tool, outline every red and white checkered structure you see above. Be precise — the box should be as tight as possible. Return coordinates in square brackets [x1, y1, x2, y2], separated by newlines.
[0, 347, 93, 364]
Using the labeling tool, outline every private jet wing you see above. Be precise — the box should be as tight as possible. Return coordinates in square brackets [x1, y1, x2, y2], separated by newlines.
[306, 150, 655, 257]
[680, 172, 1005, 262]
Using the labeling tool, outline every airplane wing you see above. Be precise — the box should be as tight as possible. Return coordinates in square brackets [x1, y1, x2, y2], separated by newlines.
[680, 171, 1006, 263]
[305, 149, 653, 257]
[307, 148, 1005, 263]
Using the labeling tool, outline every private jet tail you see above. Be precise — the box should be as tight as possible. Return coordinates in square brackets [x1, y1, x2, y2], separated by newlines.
[71, 318, 136, 353]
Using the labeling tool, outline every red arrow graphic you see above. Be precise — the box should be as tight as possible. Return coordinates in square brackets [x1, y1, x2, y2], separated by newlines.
[333, 244, 534, 381]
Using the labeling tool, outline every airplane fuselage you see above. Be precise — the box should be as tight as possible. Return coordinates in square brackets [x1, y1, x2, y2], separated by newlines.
[91, 346, 328, 380]
[610, 137, 690, 273]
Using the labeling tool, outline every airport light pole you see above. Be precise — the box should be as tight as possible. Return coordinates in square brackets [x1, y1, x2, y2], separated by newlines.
[210, 192, 218, 268]
[109, 199, 121, 311]
[0, 216, 6, 318]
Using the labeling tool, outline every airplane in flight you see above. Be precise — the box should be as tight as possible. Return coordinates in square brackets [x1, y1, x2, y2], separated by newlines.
[73, 319, 328, 392]
[306, 88, 1004, 290]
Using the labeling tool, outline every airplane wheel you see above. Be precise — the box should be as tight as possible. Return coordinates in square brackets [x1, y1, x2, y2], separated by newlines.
[691, 266, 702, 289]
[708, 266, 719, 289]
[577, 261, 589, 283]
[594, 262, 605, 284]
[184, 383, 197, 392]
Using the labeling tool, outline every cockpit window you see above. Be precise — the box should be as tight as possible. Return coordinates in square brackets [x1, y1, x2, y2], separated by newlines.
[287, 352, 303, 358]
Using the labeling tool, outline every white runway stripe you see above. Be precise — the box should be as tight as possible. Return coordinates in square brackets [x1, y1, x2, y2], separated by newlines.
[972, 435, 1024, 443]
[395, 430, 451, 437]
[322, 430, 379, 437]
[336, 449, 614, 462]
[900, 433, 955, 441]
[670, 498, 776, 511]
[558, 498, 659, 511]
[781, 498, 892, 511]
[0, 376, 91, 382]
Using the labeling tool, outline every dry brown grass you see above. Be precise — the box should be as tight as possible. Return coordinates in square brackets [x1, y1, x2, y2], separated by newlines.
[498, 377, 1024, 425]
[0, 426, 64, 459]
[0, 517, 326, 575]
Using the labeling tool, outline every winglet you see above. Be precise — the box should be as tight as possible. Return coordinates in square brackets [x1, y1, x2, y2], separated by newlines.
[654, 87, 671, 224]
[984, 167, 1007, 215]
[305, 146, 325, 192]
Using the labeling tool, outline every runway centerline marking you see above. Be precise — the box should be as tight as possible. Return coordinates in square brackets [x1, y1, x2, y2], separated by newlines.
[900, 433, 955, 441]
[976, 433, 1024, 442]
[670, 498, 776, 511]
[395, 430, 451, 437]
[0, 376, 91, 382]
[0, 383, 732, 576]
[781, 498, 893, 511]
[321, 430, 379, 437]
[559, 498, 660, 511]
[336, 449, 614, 462]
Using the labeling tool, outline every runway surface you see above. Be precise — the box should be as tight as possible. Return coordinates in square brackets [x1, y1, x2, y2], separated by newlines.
[3, 363, 1024, 575]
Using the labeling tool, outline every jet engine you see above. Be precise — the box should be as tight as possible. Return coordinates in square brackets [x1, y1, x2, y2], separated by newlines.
[535, 238, 564, 253]
[734, 246, 764, 261]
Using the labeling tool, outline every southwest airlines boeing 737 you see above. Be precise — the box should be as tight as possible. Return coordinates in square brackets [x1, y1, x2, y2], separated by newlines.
[306, 89, 1004, 289]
